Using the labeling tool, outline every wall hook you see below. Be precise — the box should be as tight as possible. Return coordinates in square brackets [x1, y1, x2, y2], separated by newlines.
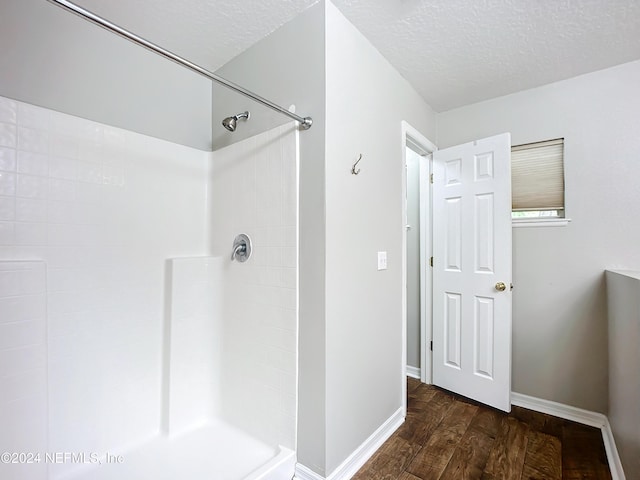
[351, 154, 363, 175]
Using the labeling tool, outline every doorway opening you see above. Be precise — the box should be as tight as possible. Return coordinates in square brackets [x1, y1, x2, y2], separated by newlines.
[401, 122, 436, 411]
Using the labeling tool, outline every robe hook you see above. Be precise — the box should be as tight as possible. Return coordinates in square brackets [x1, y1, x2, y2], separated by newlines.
[351, 154, 363, 175]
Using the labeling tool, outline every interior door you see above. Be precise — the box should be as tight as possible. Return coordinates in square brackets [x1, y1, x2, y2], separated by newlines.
[432, 133, 512, 412]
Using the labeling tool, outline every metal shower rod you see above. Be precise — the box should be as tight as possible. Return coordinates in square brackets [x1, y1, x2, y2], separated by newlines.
[45, 0, 313, 130]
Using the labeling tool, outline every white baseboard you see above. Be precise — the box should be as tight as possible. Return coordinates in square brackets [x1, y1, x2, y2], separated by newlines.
[511, 392, 625, 480]
[511, 392, 606, 428]
[406, 365, 421, 379]
[294, 464, 324, 480]
[294, 407, 404, 480]
[601, 417, 626, 480]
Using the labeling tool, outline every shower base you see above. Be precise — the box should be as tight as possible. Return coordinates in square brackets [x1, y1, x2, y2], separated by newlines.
[58, 420, 295, 480]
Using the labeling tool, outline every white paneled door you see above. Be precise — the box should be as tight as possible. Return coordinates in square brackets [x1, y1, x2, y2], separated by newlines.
[432, 133, 512, 412]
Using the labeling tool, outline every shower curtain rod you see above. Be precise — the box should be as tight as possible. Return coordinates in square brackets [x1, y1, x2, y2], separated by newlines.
[45, 0, 313, 130]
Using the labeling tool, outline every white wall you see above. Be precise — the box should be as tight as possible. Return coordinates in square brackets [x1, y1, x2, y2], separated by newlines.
[438, 60, 640, 413]
[0, 96, 209, 480]
[0, 0, 212, 150]
[213, 2, 438, 474]
[324, 2, 436, 473]
[606, 270, 640, 479]
[209, 123, 299, 451]
[405, 148, 421, 369]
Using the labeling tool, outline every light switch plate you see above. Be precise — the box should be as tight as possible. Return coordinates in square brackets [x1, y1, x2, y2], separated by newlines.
[377, 251, 387, 270]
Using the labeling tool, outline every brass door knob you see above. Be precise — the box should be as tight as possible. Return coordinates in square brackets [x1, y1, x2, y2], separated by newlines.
[495, 282, 507, 292]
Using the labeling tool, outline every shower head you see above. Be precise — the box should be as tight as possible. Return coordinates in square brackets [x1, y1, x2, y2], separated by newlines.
[222, 111, 250, 132]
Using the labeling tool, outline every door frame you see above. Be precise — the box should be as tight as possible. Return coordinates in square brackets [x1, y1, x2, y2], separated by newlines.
[401, 121, 436, 412]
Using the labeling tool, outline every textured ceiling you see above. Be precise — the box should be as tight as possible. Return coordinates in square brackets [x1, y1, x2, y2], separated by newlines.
[331, 0, 640, 111]
[66, 0, 640, 112]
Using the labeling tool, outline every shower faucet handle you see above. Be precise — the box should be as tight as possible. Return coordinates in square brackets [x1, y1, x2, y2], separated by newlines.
[232, 243, 246, 258]
[231, 234, 252, 262]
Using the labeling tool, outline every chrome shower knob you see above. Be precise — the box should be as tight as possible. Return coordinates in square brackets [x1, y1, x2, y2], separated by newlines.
[231, 234, 252, 262]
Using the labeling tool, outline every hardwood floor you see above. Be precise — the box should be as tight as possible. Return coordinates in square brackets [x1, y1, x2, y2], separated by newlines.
[352, 378, 611, 480]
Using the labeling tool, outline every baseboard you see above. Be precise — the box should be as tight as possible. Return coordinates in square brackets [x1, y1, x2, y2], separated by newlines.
[512, 392, 625, 480]
[601, 417, 626, 480]
[511, 392, 606, 428]
[294, 464, 324, 480]
[294, 407, 404, 480]
[406, 365, 421, 379]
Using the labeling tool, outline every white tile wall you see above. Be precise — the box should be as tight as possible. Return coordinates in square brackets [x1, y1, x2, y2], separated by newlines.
[0, 96, 208, 480]
[210, 123, 299, 451]
[0, 261, 47, 480]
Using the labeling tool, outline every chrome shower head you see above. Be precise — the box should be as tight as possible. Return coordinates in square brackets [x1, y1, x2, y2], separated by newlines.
[222, 111, 250, 132]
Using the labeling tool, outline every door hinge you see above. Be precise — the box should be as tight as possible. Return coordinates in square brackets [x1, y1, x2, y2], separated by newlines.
[430, 173, 434, 184]
[430, 340, 433, 351]
[430, 256, 433, 267]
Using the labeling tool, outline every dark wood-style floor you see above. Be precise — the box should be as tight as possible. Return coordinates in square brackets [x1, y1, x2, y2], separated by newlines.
[352, 378, 611, 480]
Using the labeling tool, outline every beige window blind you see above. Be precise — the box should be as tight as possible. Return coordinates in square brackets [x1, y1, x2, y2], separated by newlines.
[511, 138, 564, 212]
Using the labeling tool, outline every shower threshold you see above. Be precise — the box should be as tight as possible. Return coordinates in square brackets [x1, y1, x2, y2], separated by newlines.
[56, 419, 293, 480]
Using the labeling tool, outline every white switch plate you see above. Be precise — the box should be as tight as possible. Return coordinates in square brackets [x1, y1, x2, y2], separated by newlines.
[377, 251, 387, 270]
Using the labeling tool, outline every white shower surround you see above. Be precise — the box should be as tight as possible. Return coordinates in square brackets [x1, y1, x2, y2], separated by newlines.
[0, 95, 298, 480]
[210, 123, 299, 451]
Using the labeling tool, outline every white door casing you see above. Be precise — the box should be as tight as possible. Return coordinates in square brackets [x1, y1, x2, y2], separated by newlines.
[432, 133, 512, 412]
[401, 121, 436, 415]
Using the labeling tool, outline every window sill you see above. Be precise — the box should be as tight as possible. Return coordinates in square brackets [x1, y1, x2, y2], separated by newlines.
[512, 218, 571, 228]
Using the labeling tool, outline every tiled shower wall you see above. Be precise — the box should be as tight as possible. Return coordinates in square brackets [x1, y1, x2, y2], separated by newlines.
[0, 95, 208, 479]
[210, 124, 299, 451]
[0, 261, 47, 480]
[0, 95, 299, 479]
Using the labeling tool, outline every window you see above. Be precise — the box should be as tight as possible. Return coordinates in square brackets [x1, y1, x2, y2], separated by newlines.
[511, 138, 564, 219]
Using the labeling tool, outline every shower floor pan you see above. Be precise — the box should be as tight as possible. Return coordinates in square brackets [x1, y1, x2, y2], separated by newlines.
[59, 420, 295, 480]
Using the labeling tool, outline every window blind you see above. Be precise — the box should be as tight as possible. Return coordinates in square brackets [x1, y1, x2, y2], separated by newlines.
[511, 138, 564, 211]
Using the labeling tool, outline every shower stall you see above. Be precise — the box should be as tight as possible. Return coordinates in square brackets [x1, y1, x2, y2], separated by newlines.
[0, 93, 299, 479]
[0, 1, 306, 479]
